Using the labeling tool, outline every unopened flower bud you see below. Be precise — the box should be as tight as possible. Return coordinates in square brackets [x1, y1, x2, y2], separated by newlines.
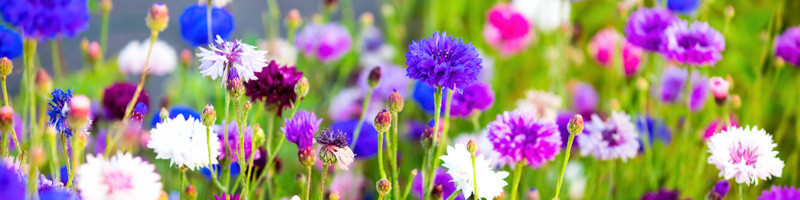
[185, 185, 197, 200]
[299, 147, 317, 167]
[388, 90, 403, 113]
[430, 185, 443, 200]
[318, 146, 337, 165]
[31, 146, 46, 167]
[146, 2, 169, 32]
[88, 41, 101, 62]
[329, 191, 340, 200]
[528, 188, 541, 200]
[373, 109, 391, 133]
[202, 104, 216, 127]
[466, 139, 477, 154]
[381, 4, 395, 18]
[180, 49, 193, 67]
[130, 102, 148, 123]
[368, 67, 381, 88]
[568, 114, 584, 136]
[421, 127, 435, 149]
[324, 0, 338, 12]
[724, 5, 735, 18]
[69, 95, 92, 129]
[730, 95, 741, 109]
[708, 180, 730, 200]
[81, 38, 89, 54]
[243, 100, 253, 112]
[0, 57, 11, 77]
[226, 69, 245, 99]
[376, 179, 392, 195]
[636, 77, 648, 91]
[709, 77, 730, 105]
[410, 169, 418, 176]
[294, 77, 309, 99]
[361, 12, 374, 27]
[101, 0, 113, 13]
[286, 9, 302, 30]
[160, 107, 169, 122]
[35, 69, 53, 95]
[253, 126, 265, 146]
[0, 106, 13, 133]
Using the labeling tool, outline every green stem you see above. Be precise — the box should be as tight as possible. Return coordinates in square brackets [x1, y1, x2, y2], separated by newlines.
[424, 87, 444, 199]
[180, 167, 187, 199]
[222, 93, 232, 188]
[553, 134, 575, 199]
[61, 134, 73, 188]
[470, 113, 480, 132]
[305, 166, 312, 200]
[509, 162, 524, 200]
[378, 130, 387, 179]
[389, 112, 400, 200]
[48, 132, 59, 182]
[445, 189, 461, 200]
[206, 0, 213, 45]
[265, 0, 280, 39]
[470, 153, 478, 199]
[50, 40, 63, 80]
[738, 183, 744, 200]
[350, 88, 373, 149]
[401, 170, 415, 200]
[319, 164, 330, 200]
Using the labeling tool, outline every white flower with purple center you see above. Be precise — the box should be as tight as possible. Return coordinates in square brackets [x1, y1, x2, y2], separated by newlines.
[197, 35, 267, 86]
[578, 112, 640, 161]
[75, 153, 163, 200]
[707, 126, 783, 185]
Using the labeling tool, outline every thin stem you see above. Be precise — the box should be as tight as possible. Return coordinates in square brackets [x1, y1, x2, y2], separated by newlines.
[222, 93, 232, 188]
[206, 1, 213, 45]
[48, 133, 59, 182]
[265, 0, 280, 39]
[180, 167, 188, 199]
[424, 87, 444, 199]
[509, 162, 524, 200]
[401, 170, 415, 200]
[470, 153, 478, 199]
[391, 112, 400, 200]
[738, 183, 744, 200]
[61, 134, 73, 188]
[319, 164, 330, 200]
[305, 166, 312, 200]
[378, 131, 387, 179]
[100, 8, 110, 63]
[553, 134, 576, 199]
[350, 88, 374, 149]
[470, 113, 480, 132]
[9, 129, 22, 157]
[445, 189, 462, 200]
[50, 40, 64, 80]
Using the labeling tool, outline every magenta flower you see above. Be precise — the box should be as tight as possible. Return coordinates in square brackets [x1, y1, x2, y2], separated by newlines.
[487, 110, 561, 168]
[775, 26, 800, 66]
[661, 21, 726, 66]
[216, 121, 260, 162]
[482, 3, 533, 56]
[587, 28, 644, 77]
[708, 77, 730, 99]
[295, 22, 352, 63]
[758, 186, 800, 200]
[102, 82, 150, 121]
[702, 117, 739, 141]
[449, 82, 495, 118]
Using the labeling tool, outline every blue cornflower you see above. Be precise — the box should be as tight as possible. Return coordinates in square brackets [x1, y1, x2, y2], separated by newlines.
[0, 162, 24, 199]
[666, 0, 701, 14]
[412, 81, 448, 114]
[0, 25, 22, 59]
[149, 106, 201, 128]
[0, 0, 90, 39]
[405, 32, 482, 91]
[635, 115, 672, 151]
[130, 102, 148, 122]
[200, 163, 240, 180]
[47, 88, 74, 136]
[179, 4, 235, 47]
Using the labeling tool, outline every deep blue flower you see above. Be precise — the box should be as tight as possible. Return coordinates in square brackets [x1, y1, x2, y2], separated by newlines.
[0, 0, 90, 39]
[0, 25, 22, 59]
[0, 162, 24, 199]
[635, 115, 672, 151]
[405, 32, 482, 91]
[149, 106, 201, 128]
[330, 119, 378, 159]
[666, 0, 701, 14]
[179, 4, 235, 47]
[201, 163, 241, 180]
[47, 88, 74, 137]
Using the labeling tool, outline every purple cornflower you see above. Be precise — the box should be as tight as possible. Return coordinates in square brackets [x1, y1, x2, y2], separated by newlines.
[405, 32, 483, 91]
[774, 26, 800, 66]
[358, 65, 411, 100]
[624, 7, 679, 51]
[0, 0, 90, 39]
[295, 22, 352, 63]
[689, 73, 709, 112]
[578, 112, 640, 161]
[37, 175, 78, 200]
[215, 121, 259, 162]
[102, 82, 150, 120]
[709, 180, 729, 200]
[243, 61, 303, 116]
[656, 67, 688, 103]
[757, 186, 800, 200]
[47, 88, 74, 136]
[316, 129, 355, 170]
[282, 110, 322, 150]
[0, 162, 23, 199]
[214, 193, 241, 200]
[449, 82, 495, 118]
[412, 168, 464, 200]
[570, 81, 598, 116]
[641, 188, 681, 200]
[487, 110, 562, 168]
[661, 21, 726, 66]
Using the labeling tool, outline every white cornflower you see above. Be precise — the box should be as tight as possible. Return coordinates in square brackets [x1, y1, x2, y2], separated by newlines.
[258, 38, 298, 66]
[512, 0, 571, 32]
[578, 112, 640, 161]
[440, 143, 509, 199]
[197, 35, 267, 85]
[147, 114, 221, 170]
[75, 153, 163, 200]
[515, 90, 562, 122]
[707, 126, 784, 185]
[118, 39, 177, 76]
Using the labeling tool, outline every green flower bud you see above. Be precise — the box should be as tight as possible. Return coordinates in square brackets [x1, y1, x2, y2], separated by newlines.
[466, 139, 477, 154]
[146, 3, 169, 32]
[201, 104, 216, 127]
[376, 179, 392, 195]
[368, 67, 381, 88]
[568, 114, 584, 136]
[373, 109, 391, 133]
[388, 90, 404, 113]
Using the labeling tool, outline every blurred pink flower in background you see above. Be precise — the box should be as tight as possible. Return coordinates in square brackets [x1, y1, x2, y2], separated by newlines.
[588, 28, 644, 77]
[482, 3, 534, 56]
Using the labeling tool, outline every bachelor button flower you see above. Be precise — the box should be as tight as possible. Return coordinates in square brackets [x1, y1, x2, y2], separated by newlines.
[587, 28, 644, 77]
[148, 114, 222, 170]
[215, 121, 260, 162]
[516, 90, 561, 122]
[102, 82, 150, 120]
[47, 88, 74, 136]
[214, 193, 241, 200]
[412, 168, 464, 200]
[661, 21, 726, 66]
[578, 112, 640, 161]
[635, 115, 672, 146]
[709, 77, 730, 101]
[316, 129, 355, 170]
[332, 119, 379, 159]
[709, 180, 730, 200]
[405, 32, 483, 91]
[706, 126, 784, 185]
[757, 186, 800, 200]
[774, 26, 800, 66]
[295, 23, 352, 63]
[641, 188, 681, 200]
[358, 65, 411, 100]
[0, 25, 22, 59]
[703, 117, 739, 141]
[0, 0, 90, 39]
[487, 110, 562, 168]
[689, 73, 709, 112]
[667, 0, 701, 14]
[179, 4, 234, 47]
[449, 82, 495, 118]
[75, 153, 163, 200]
[440, 143, 509, 199]
[569, 81, 598, 117]
[357, 25, 395, 68]
[283, 110, 322, 151]
[511, 0, 570, 32]
[118, 39, 178, 75]
[624, 8, 679, 51]
[198, 36, 268, 85]
[482, 3, 534, 56]
[656, 66, 688, 103]
[37, 174, 79, 200]
[0, 162, 24, 199]
[243, 61, 303, 116]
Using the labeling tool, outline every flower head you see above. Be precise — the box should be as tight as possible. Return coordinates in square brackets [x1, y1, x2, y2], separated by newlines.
[198, 36, 267, 86]
[709, 180, 730, 200]
[661, 21, 726, 66]
[0, 25, 22, 59]
[707, 126, 783, 185]
[118, 39, 178, 75]
[578, 112, 640, 161]
[656, 66, 688, 103]
[215, 121, 259, 162]
[450, 82, 495, 118]
[709, 77, 730, 99]
[624, 8, 679, 51]
[641, 188, 681, 200]
[0, 0, 90, 39]
[295, 23, 352, 63]
[667, 0, 701, 14]
[332, 119, 379, 159]
[757, 186, 800, 200]
[316, 129, 355, 170]
[0, 162, 24, 199]
[413, 168, 463, 200]
[148, 114, 221, 170]
[214, 193, 241, 200]
[47, 88, 74, 136]
[511, 0, 570, 32]
[569, 82, 598, 116]
[243, 61, 303, 116]
[482, 3, 533, 56]
[102, 82, 150, 120]
[75, 153, 163, 200]
[146, 3, 169, 32]
[588, 28, 644, 77]
[405, 32, 482, 91]
[689, 73, 709, 112]
[487, 110, 562, 168]
[775, 26, 800, 66]
[516, 90, 561, 122]
[179, 5, 234, 47]
[283, 110, 322, 150]
[440, 143, 509, 199]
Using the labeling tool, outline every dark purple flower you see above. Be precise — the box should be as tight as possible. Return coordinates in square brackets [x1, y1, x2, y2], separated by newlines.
[688, 73, 709, 112]
[641, 188, 681, 200]
[774, 26, 800, 66]
[243, 61, 303, 116]
[214, 193, 241, 200]
[487, 110, 562, 168]
[0, 25, 22, 59]
[283, 110, 322, 150]
[412, 168, 464, 200]
[570, 81, 598, 116]
[405, 32, 482, 91]
[215, 121, 259, 162]
[449, 82, 494, 118]
[47, 88, 74, 136]
[102, 82, 150, 121]
[295, 22, 352, 63]
[661, 21, 726, 66]
[757, 185, 800, 200]
[331, 119, 378, 159]
[179, 4, 235, 47]
[625, 8, 679, 51]
[709, 180, 729, 200]
[0, 162, 24, 199]
[0, 0, 90, 39]
[656, 67, 688, 103]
